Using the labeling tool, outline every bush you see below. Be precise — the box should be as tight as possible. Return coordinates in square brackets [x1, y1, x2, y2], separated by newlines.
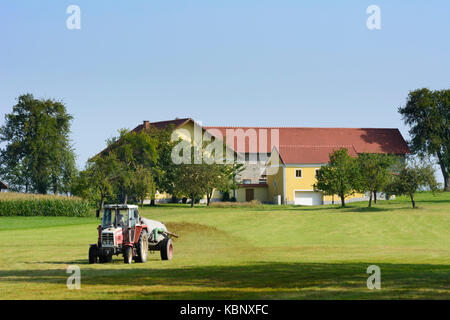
[210, 200, 261, 208]
[0, 192, 92, 217]
[222, 191, 230, 202]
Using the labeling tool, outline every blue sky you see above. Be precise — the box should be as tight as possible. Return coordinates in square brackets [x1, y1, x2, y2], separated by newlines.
[0, 1, 449, 179]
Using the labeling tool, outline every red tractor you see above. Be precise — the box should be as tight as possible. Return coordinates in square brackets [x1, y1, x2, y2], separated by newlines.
[89, 204, 177, 264]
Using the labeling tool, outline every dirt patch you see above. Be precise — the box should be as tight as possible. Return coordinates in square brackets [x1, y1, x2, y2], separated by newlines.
[165, 222, 224, 235]
[164, 222, 253, 248]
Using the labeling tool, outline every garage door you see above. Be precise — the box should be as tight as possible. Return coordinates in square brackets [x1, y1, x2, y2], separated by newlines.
[294, 191, 323, 206]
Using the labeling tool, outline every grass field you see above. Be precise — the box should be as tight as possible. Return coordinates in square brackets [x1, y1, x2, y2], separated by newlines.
[0, 192, 449, 299]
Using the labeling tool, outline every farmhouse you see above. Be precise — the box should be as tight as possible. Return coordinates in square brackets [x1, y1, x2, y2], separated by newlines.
[127, 118, 410, 205]
[208, 125, 410, 204]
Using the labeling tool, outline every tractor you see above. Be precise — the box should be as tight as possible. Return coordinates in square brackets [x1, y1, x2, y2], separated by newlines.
[89, 204, 177, 264]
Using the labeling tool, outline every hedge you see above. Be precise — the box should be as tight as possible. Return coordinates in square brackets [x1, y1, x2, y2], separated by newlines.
[0, 193, 92, 217]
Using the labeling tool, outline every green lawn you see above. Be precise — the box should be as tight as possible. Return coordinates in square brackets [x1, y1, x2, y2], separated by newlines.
[0, 192, 449, 299]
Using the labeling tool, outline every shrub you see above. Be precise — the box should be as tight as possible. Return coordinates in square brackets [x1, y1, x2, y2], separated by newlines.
[0, 192, 92, 217]
[222, 191, 230, 202]
[210, 200, 262, 208]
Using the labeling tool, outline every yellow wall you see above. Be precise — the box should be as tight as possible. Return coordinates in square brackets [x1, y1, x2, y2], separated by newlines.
[284, 165, 365, 204]
[266, 150, 285, 203]
[236, 187, 269, 202]
[285, 166, 320, 203]
[267, 168, 284, 204]
[171, 121, 199, 146]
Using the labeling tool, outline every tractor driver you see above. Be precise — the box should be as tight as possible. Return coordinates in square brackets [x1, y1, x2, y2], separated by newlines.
[117, 212, 126, 228]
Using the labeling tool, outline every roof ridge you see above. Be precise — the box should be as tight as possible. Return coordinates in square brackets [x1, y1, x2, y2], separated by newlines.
[150, 117, 192, 124]
[279, 144, 354, 147]
[205, 126, 400, 130]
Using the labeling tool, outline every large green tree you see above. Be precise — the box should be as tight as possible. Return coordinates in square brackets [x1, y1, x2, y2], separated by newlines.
[174, 162, 210, 207]
[315, 148, 361, 207]
[172, 145, 241, 207]
[0, 94, 76, 194]
[399, 88, 450, 191]
[104, 128, 158, 204]
[146, 125, 179, 201]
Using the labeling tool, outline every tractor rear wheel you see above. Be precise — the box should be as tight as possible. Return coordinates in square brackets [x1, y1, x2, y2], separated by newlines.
[160, 238, 173, 260]
[135, 230, 148, 263]
[88, 246, 98, 264]
[123, 246, 133, 264]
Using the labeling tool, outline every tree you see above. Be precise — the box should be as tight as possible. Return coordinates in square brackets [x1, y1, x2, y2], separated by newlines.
[398, 88, 450, 191]
[72, 153, 118, 211]
[315, 148, 361, 207]
[0, 94, 76, 194]
[204, 162, 243, 206]
[171, 144, 241, 207]
[357, 153, 396, 207]
[174, 162, 210, 208]
[132, 164, 155, 206]
[385, 161, 439, 208]
[106, 129, 158, 203]
[147, 125, 180, 202]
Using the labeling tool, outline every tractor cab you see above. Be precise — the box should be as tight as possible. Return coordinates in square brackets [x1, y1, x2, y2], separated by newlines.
[101, 204, 140, 230]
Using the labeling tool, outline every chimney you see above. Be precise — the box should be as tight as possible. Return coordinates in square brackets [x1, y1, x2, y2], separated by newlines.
[143, 120, 150, 129]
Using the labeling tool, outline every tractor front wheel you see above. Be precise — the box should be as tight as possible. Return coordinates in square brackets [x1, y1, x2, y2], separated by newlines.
[160, 238, 173, 260]
[124, 246, 133, 264]
[88, 246, 98, 264]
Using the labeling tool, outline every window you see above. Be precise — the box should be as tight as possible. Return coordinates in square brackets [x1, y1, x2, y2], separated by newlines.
[259, 174, 267, 184]
[243, 179, 252, 184]
[295, 169, 302, 178]
[315, 169, 320, 178]
[101, 209, 112, 228]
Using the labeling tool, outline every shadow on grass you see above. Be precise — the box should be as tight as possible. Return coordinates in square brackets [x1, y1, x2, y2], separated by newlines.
[1, 262, 449, 299]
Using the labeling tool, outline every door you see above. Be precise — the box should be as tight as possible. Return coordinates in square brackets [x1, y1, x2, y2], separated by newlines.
[245, 189, 254, 201]
[294, 191, 323, 206]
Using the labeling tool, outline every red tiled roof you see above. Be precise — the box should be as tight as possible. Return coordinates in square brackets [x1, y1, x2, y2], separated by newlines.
[277, 145, 358, 164]
[205, 127, 411, 161]
[95, 119, 411, 165]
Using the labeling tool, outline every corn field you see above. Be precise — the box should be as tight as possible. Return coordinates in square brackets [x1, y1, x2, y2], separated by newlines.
[0, 192, 92, 217]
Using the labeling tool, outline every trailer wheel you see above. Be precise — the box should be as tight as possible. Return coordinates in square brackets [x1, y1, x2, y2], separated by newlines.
[160, 238, 173, 260]
[88, 246, 98, 264]
[135, 230, 148, 263]
[124, 246, 133, 264]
